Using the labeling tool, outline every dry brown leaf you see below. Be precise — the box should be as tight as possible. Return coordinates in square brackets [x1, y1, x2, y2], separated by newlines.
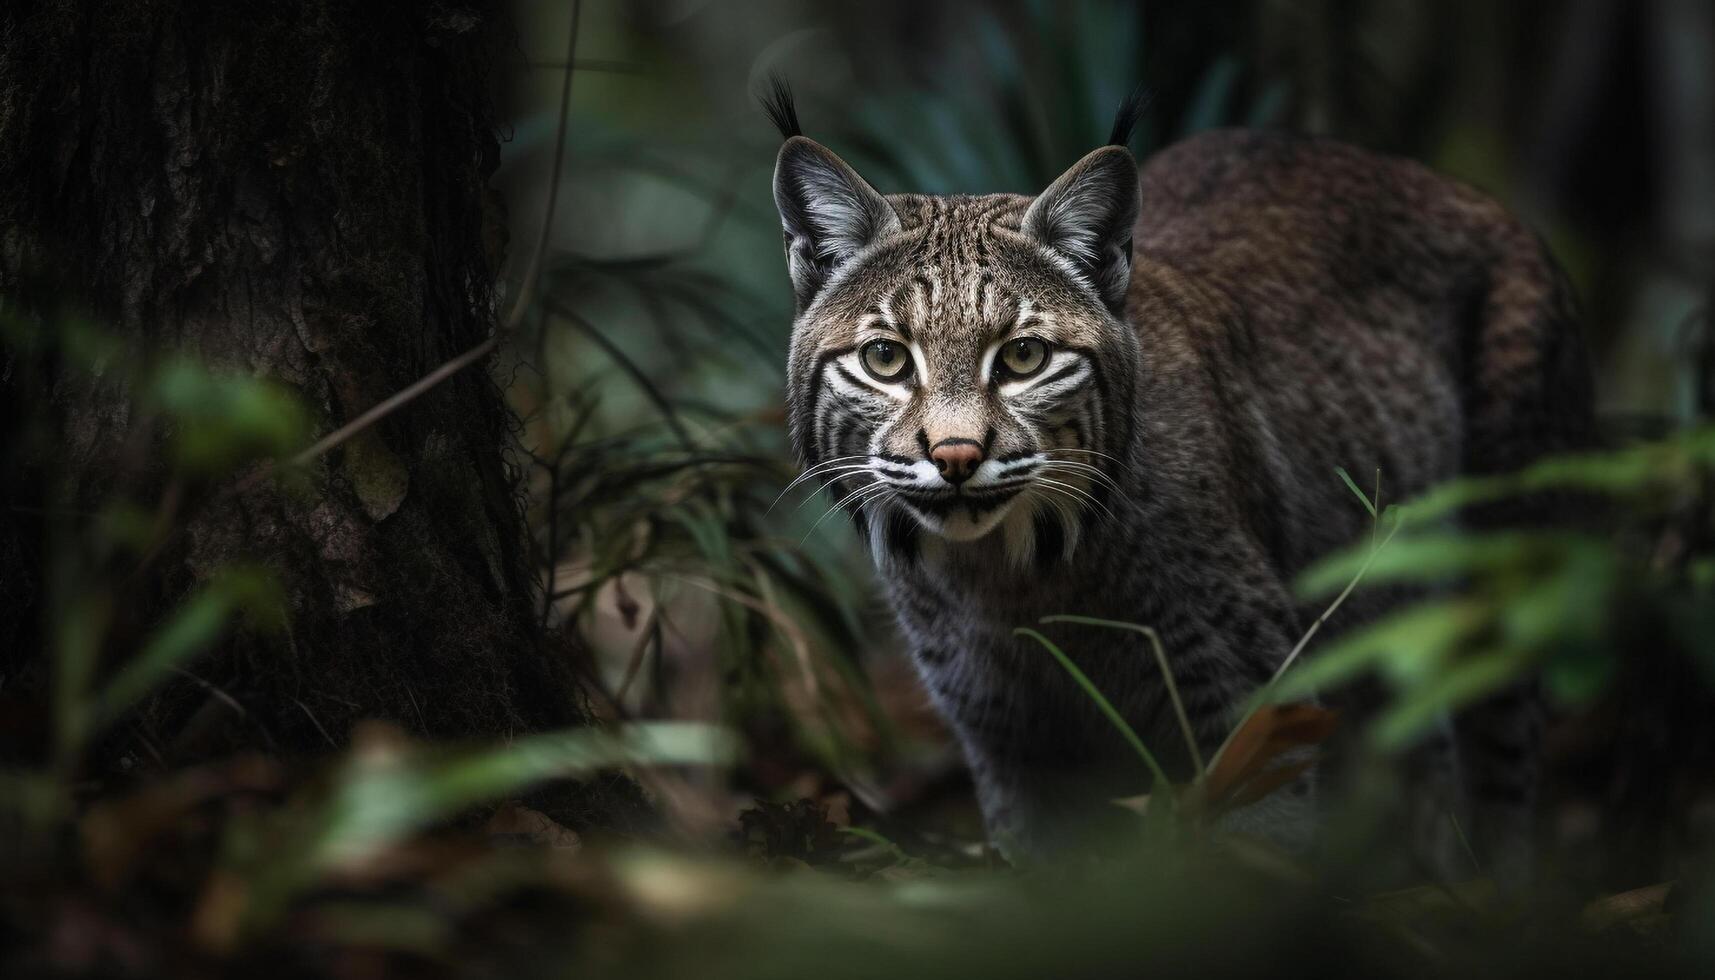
[1223, 759, 1315, 811]
[81, 756, 280, 891]
[1111, 794, 1152, 817]
[1197, 703, 1338, 818]
[1582, 882, 1674, 933]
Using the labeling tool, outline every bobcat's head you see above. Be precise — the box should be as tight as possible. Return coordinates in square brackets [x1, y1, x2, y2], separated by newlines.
[771, 88, 1141, 566]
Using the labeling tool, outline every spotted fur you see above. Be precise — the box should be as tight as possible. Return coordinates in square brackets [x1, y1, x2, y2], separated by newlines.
[772, 116, 1593, 867]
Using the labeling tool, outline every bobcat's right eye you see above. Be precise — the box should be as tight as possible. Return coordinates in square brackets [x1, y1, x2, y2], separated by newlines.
[860, 339, 912, 383]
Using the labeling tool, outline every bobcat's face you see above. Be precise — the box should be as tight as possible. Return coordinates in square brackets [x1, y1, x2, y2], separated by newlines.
[774, 137, 1140, 558]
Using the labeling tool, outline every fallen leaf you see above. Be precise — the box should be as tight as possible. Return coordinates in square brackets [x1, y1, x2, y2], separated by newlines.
[1582, 882, 1674, 933]
[81, 756, 280, 890]
[485, 801, 583, 850]
[1223, 759, 1314, 811]
[1195, 703, 1338, 819]
[734, 798, 845, 866]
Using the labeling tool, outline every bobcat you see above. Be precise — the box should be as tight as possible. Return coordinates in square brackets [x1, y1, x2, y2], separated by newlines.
[765, 85, 1592, 868]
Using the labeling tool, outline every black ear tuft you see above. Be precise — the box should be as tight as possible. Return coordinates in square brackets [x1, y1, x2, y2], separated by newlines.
[1023, 146, 1139, 313]
[759, 72, 802, 140]
[773, 137, 900, 311]
[1107, 85, 1152, 148]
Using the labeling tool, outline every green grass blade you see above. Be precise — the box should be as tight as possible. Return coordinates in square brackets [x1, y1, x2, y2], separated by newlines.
[1335, 466, 1378, 518]
[1014, 627, 1174, 798]
[1266, 599, 1483, 702]
[1375, 655, 1525, 750]
[1207, 515, 1406, 777]
[839, 825, 911, 865]
[95, 568, 282, 728]
[306, 723, 736, 870]
[1039, 615, 1203, 773]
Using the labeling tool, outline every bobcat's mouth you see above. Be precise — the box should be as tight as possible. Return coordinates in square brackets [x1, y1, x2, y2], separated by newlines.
[897, 484, 1025, 519]
[893, 484, 1029, 541]
[855, 451, 1105, 543]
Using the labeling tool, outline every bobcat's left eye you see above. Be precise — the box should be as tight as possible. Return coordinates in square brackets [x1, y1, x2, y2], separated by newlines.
[996, 337, 1049, 379]
[860, 339, 913, 382]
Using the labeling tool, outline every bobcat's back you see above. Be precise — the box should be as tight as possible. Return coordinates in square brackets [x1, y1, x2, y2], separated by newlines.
[1129, 129, 1593, 580]
[1119, 130, 1594, 873]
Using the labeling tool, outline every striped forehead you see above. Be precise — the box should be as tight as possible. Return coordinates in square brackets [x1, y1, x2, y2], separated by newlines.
[873, 267, 1019, 332]
[874, 195, 1029, 335]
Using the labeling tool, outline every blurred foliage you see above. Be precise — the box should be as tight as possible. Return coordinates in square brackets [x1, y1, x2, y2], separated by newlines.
[1, 314, 296, 773]
[56, 567, 286, 766]
[1, 317, 740, 973]
[1277, 428, 1715, 752]
[146, 360, 309, 477]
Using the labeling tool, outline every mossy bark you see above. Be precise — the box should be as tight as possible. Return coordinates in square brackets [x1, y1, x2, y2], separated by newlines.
[0, 0, 640, 826]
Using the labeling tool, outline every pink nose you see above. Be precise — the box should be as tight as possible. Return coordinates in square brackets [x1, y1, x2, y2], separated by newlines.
[929, 439, 984, 485]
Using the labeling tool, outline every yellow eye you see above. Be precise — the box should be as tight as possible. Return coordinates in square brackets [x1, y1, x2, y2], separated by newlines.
[997, 337, 1049, 378]
[860, 339, 912, 382]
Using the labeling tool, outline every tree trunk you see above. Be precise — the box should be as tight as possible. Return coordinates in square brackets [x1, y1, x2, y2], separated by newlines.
[0, 0, 636, 821]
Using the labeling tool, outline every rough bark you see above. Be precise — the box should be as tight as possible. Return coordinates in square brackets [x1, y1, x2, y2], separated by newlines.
[0, 0, 638, 824]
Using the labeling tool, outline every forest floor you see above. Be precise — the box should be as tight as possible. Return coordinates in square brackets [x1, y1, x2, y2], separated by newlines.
[2, 641, 1704, 980]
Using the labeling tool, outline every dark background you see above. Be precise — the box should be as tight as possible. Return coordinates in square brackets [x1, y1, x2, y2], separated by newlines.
[511, 0, 1713, 432]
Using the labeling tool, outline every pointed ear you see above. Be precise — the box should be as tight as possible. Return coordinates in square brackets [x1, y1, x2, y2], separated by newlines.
[773, 136, 900, 311]
[1022, 146, 1140, 313]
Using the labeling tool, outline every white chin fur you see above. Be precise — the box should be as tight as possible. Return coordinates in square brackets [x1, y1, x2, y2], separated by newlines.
[915, 500, 1015, 541]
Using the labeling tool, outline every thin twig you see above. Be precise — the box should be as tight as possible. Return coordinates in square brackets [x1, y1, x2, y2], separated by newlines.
[507, 0, 582, 333]
[613, 608, 660, 704]
[404, 682, 429, 733]
[291, 697, 338, 749]
[240, 0, 584, 487]
[275, 336, 501, 476]
[541, 448, 564, 628]
[547, 302, 695, 448]
[1448, 810, 1482, 873]
[1203, 514, 1407, 777]
[168, 666, 277, 750]
[129, 721, 169, 770]
[1372, 468, 1382, 551]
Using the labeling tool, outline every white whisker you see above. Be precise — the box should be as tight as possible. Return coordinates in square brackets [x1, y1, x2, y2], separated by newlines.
[767, 455, 874, 513]
[1030, 485, 1085, 541]
[1034, 476, 1115, 521]
[789, 467, 879, 512]
[1035, 461, 1133, 507]
[1035, 459, 1123, 490]
[801, 481, 894, 544]
[1037, 487, 1084, 562]
[1044, 447, 1125, 466]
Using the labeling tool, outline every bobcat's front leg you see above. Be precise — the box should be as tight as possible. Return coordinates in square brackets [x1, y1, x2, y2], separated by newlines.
[913, 649, 1135, 862]
[958, 730, 1141, 864]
